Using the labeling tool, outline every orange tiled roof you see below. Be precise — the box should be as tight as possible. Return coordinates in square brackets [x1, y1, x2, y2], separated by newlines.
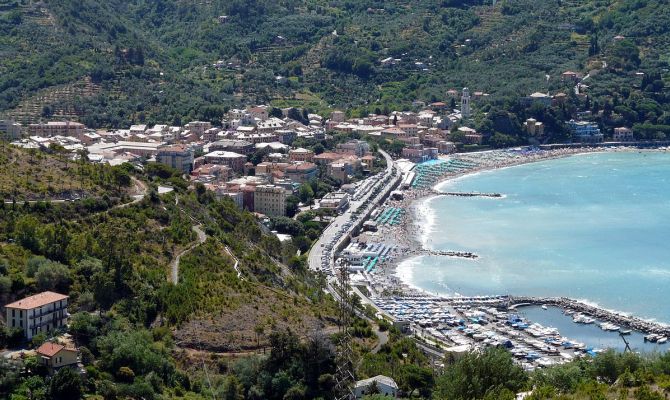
[5, 292, 68, 310]
[36, 342, 65, 357]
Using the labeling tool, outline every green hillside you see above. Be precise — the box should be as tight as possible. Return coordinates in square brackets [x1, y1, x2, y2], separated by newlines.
[0, 0, 668, 132]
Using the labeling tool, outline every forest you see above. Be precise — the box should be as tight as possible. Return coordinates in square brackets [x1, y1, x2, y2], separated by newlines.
[0, 0, 668, 144]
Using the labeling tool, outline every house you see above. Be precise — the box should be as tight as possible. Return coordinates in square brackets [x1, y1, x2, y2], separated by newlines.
[36, 342, 79, 375]
[561, 71, 580, 82]
[247, 106, 269, 121]
[157, 144, 194, 174]
[613, 127, 634, 142]
[521, 92, 553, 107]
[4, 292, 69, 340]
[254, 185, 286, 217]
[314, 152, 341, 166]
[288, 148, 315, 163]
[354, 375, 399, 399]
[203, 151, 247, 172]
[285, 162, 318, 184]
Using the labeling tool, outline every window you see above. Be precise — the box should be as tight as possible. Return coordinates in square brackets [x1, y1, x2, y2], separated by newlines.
[12, 309, 14, 317]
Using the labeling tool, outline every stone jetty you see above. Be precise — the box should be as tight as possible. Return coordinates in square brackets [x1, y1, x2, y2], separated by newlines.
[431, 190, 503, 198]
[509, 296, 670, 336]
[421, 249, 479, 259]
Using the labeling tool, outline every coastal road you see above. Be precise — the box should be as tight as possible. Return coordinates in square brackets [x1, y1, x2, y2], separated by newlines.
[307, 149, 398, 275]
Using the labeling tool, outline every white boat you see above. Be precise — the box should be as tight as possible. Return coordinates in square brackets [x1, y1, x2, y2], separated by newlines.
[658, 337, 668, 344]
[541, 305, 548, 310]
[600, 322, 620, 332]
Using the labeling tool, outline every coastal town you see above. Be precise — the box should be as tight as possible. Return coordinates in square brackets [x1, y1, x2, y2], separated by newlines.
[4, 87, 670, 378]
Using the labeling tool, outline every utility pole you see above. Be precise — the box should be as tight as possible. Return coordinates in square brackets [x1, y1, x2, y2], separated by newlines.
[334, 265, 356, 400]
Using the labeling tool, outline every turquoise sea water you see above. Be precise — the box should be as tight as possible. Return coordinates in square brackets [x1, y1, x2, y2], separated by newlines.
[398, 152, 670, 323]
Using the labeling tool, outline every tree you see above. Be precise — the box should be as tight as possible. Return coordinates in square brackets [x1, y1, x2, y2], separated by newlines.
[47, 367, 82, 399]
[298, 183, 314, 204]
[35, 260, 72, 292]
[434, 348, 527, 400]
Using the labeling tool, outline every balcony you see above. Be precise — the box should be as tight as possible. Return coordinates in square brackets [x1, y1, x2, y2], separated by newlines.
[28, 305, 68, 319]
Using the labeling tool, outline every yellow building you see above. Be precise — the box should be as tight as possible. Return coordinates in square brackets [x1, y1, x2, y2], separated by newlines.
[254, 185, 286, 217]
[36, 342, 79, 375]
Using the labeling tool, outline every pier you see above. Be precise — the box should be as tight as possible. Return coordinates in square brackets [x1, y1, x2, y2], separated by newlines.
[430, 190, 503, 198]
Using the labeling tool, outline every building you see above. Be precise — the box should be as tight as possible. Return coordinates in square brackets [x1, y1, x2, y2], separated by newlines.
[561, 71, 580, 82]
[0, 119, 22, 140]
[157, 145, 194, 173]
[215, 189, 244, 209]
[337, 139, 370, 157]
[567, 120, 603, 143]
[354, 375, 399, 399]
[27, 121, 85, 137]
[524, 118, 545, 137]
[613, 127, 634, 142]
[254, 185, 286, 217]
[247, 106, 269, 121]
[184, 121, 212, 137]
[522, 92, 553, 107]
[4, 291, 69, 340]
[319, 192, 350, 213]
[285, 162, 318, 184]
[331, 110, 346, 123]
[191, 164, 231, 182]
[209, 139, 254, 155]
[36, 342, 79, 375]
[203, 150, 247, 172]
[461, 87, 471, 118]
[401, 144, 438, 163]
[437, 141, 456, 154]
[288, 148, 315, 162]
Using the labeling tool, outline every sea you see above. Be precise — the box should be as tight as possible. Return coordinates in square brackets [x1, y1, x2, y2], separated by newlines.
[396, 151, 670, 350]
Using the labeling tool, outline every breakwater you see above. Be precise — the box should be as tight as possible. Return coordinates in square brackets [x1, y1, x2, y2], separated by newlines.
[431, 190, 503, 198]
[509, 296, 670, 336]
[421, 249, 479, 259]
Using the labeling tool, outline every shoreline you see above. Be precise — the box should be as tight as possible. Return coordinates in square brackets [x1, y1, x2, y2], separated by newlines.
[360, 146, 670, 341]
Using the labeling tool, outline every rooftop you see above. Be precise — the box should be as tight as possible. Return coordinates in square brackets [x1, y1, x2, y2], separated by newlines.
[5, 291, 68, 310]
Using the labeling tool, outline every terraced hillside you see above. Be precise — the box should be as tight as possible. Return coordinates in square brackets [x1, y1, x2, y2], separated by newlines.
[0, 0, 668, 127]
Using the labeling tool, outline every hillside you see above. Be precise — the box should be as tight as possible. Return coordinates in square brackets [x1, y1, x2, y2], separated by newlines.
[0, 0, 668, 129]
[0, 157, 347, 398]
[0, 142, 139, 201]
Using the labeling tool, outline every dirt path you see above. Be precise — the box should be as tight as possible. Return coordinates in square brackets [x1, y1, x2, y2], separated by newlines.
[170, 224, 206, 284]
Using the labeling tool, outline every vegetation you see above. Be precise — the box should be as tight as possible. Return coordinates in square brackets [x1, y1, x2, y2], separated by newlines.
[1, 0, 667, 144]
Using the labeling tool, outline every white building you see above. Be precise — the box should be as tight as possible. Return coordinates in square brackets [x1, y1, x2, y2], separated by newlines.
[4, 292, 69, 340]
[354, 375, 399, 399]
